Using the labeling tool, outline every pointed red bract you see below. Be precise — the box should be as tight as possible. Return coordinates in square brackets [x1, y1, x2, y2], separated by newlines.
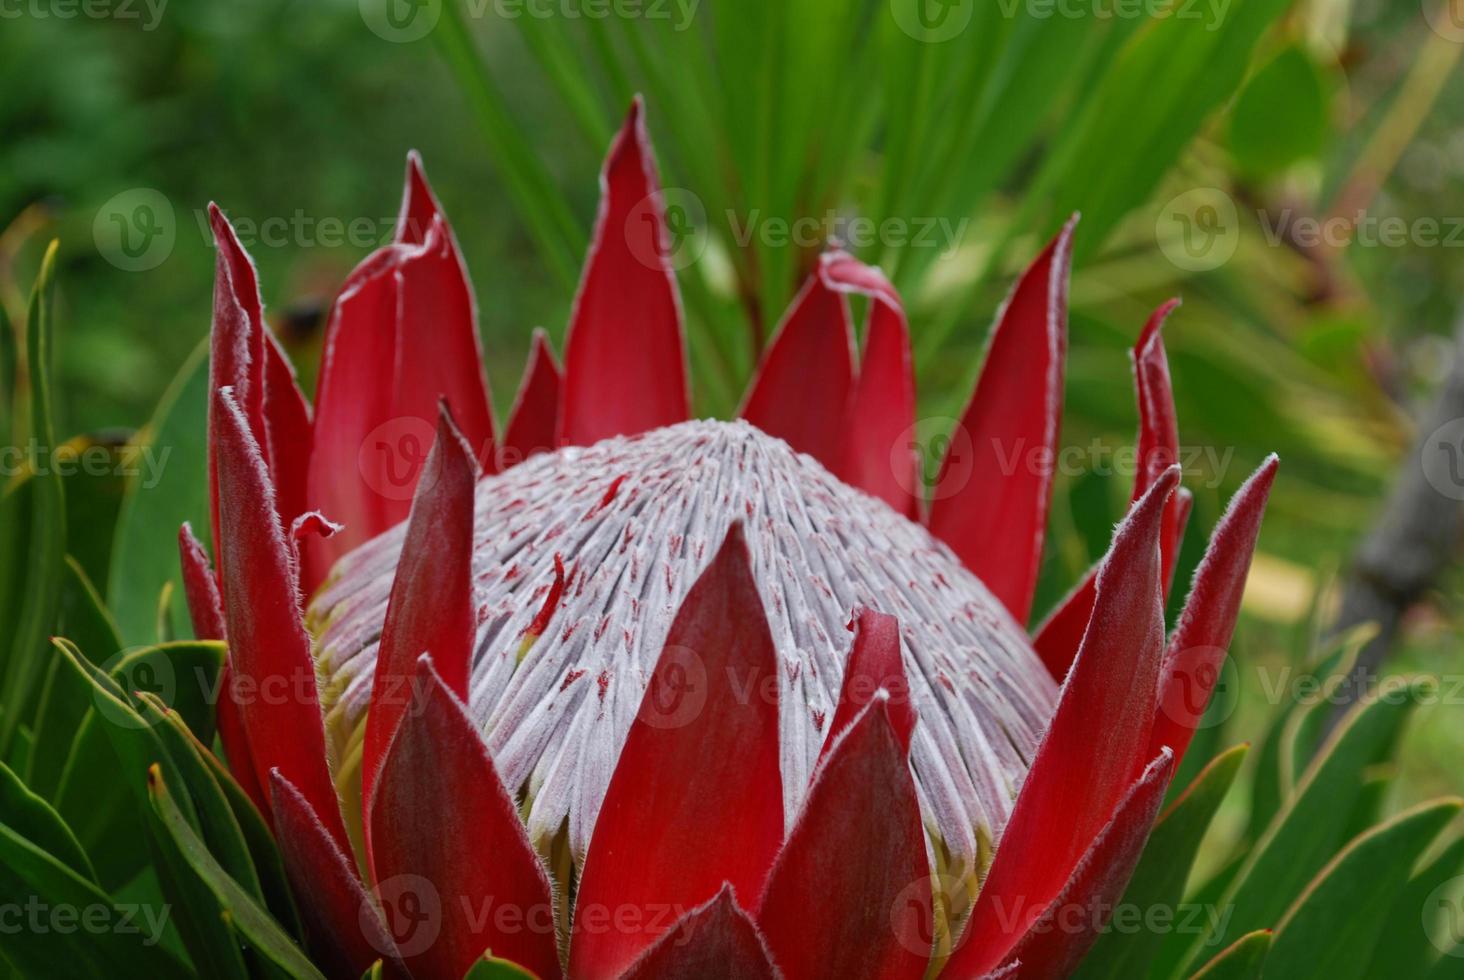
[502, 328, 563, 469]
[621, 886, 779, 980]
[262, 331, 314, 553]
[368, 657, 562, 980]
[823, 253, 919, 518]
[740, 260, 856, 468]
[1151, 456, 1277, 762]
[1033, 300, 1183, 678]
[949, 467, 1177, 974]
[559, 98, 689, 447]
[306, 157, 494, 585]
[988, 751, 1175, 977]
[820, 608, 914, 763]
[269, 771, 400, 979]
[215, 662, 268, 820]
[178, 522, 225, 642]
[207, 205, 268, 563]
[1169, 487, 1194, 597]
[570, 524, 783, 979]
[1134, 301, 1184, 591]
[756, 697, 931, 980]
[213, 386, 348, 853]
[928, 218, 1077, 626]
[362, 403, 479, 817]
[398, 151, 438, 246]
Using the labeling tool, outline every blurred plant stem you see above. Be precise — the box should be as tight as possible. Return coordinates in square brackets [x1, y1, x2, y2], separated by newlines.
[1329, 316, 1464, 723]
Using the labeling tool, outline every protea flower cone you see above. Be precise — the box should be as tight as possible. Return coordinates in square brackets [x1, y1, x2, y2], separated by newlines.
[181, 99, 1277, 979]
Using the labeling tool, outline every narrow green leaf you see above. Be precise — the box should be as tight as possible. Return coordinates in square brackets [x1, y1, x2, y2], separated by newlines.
[27, 556, 124, 798]
[1228, 44, 1330, 177]
[51, 638, 206, 889]
[102, 642, 225, 748]
[108, 339, 209, 646]
[134, 693, 263, 905]
[1074, 745, 1248, 979]
[1247, 628, 1367, 840]
[0, 758, 95, 883]
[0, 299, 16, 444]
[143, 787, 252, 980]
[1268, 799, 1463, 980]
[434, 0, 584, 288]
[1036, 0, 1291, 259]
[1177, 679, 1431, 970]
[1366, 836, 1464, 978]
[0, 821, 187, 978]
[0, 241, 66, 758]
[57, 434, 132, 594]
[1189, 929, 1272, 980]
[189, 732, 301, 937]
[147, 765, 326, 980]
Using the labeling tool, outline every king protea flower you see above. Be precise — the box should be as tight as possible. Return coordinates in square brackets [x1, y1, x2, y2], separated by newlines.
[179, 99, 1277, 980]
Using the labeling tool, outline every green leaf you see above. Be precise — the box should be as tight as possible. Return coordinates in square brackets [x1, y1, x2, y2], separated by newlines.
[57, 434, 133, 595]
[1074, 745, 1248, 979]
[147, 765, 327, 980]
[50, 638, 209, 889]
[1246, 627, 1367, 840]
[1035, 0, 1292, 259]
[0, 820, 187, 978]
[463, 953, 539, 979]
[0, 298, 16, 444]
[1189, 929, 1272, 980]
[1267, 799, 1463, 980]
[26, 556, 124, 799]
[1366, 835, 1464, 978]
[168, 698, 302, 936]
[1227, 44, 1330, 177]
[0, 758, 95, 882]
[433, 0, 584, 289]
[108, 339, 210, 646]
[103, 642, 225, 747]
[135, 693, 263, 905]
[1177, 678, 1431, 970]
[0, 241, 66, 759]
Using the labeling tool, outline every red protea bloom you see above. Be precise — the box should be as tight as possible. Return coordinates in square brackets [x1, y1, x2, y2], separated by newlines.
[182, 99, 1276, 979]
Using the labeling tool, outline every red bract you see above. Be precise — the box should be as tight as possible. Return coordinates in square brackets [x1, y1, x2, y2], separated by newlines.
[186, 99, 1275, 978]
